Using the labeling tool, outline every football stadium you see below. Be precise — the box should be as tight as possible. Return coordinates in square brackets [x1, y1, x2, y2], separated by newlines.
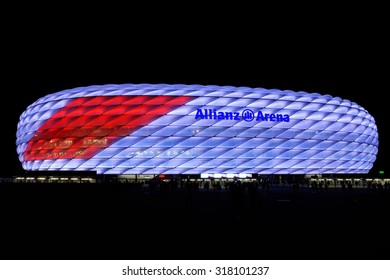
[16, 83, 378, 176]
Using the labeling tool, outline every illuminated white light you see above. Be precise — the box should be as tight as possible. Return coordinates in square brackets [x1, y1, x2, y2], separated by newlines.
[239, 173, 252, 178]
[200, 173, 252, 179]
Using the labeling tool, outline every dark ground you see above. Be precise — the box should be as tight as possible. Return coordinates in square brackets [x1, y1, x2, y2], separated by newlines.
[1, 183, 389, 260]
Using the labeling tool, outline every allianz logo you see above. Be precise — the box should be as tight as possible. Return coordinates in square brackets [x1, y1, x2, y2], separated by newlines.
[195, 109, 290, 122]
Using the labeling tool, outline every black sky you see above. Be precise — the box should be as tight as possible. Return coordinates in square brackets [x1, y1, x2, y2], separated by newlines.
[2, 23, 388, 177]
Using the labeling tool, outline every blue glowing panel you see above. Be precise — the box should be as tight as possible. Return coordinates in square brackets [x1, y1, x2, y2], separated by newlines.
[16, 84, 378, 174]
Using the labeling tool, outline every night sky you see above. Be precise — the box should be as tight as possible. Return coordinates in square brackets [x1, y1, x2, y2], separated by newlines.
[2, 29, 387, 177]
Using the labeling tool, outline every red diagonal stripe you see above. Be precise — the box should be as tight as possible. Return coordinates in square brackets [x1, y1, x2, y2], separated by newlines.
[24, 95, 194, 161]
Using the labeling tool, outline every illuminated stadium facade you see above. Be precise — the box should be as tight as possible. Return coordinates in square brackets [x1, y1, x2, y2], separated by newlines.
[16, 84, 378, 175]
